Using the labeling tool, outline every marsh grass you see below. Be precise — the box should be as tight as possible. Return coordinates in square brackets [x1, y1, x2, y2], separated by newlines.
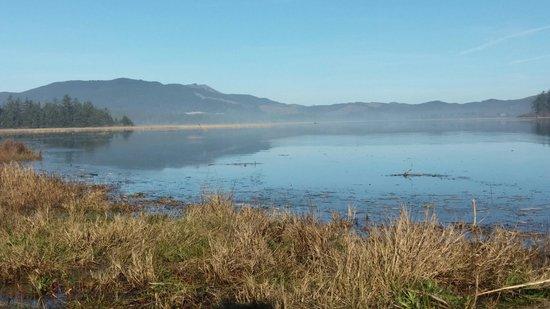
[0, 164, 548, 307]
[0, 139, 42, 163]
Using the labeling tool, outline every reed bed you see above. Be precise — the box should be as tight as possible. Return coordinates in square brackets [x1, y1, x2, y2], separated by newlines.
[0, 164, 548, 307]
[0, 139, 42, 163]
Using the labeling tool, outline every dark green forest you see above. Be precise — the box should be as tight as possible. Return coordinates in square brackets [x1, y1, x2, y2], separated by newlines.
[531, 91, 550, 116]
[0, 95, 133, 128]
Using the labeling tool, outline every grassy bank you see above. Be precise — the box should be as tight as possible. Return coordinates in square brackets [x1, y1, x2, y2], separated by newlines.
[0, 164, 548, 307]
[0, 139, 41, 163]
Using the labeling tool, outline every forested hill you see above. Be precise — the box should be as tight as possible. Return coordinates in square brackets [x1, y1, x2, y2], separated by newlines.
[0, 95, 133, 128]
[0, 78, 537, 124]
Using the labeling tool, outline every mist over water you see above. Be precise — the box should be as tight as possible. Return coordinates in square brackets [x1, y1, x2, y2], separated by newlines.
[11, 119, 550, 231]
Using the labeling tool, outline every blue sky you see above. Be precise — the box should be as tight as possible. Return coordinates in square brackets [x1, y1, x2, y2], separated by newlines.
[1, 0, 549, 105]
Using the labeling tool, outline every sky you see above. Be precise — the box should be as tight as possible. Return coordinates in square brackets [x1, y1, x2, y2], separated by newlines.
[1, 0, 549, 105]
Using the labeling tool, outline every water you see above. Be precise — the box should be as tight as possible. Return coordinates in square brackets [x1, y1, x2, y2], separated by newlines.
[7, 119, 550, 231]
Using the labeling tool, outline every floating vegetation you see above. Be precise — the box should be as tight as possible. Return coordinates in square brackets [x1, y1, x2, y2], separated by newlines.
[209, 161, 262, 167]
[389, 169, 450, 178]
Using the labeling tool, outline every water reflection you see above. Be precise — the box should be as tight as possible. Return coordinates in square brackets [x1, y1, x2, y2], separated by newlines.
[9, 119, 550, 231]
[4, 131, 130, 150]
[533, 119, 550, 143]
[15, 119, 550, 170]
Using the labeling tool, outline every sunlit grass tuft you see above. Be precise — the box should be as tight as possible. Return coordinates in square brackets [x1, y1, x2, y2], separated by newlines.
[0, 139, 42, 163]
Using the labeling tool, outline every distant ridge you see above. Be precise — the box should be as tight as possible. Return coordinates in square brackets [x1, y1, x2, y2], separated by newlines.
[0, 78, 535, 124]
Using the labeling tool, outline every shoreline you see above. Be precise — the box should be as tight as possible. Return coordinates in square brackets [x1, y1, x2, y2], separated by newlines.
[1, 117, 549, 136]
[0, 121, 314, 136]
[0, 163, 548, 307]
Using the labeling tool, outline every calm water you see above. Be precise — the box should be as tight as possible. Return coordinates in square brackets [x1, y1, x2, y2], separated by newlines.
[8, 119, 550, 231]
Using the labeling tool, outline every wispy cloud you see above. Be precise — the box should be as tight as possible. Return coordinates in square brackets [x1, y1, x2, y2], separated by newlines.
[460, 25, 550, 55]
[510, 54, 550, 64]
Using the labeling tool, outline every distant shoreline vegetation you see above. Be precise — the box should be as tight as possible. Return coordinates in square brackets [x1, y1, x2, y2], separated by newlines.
[524, 91, 550, 117]
[0, 95, 133, 128]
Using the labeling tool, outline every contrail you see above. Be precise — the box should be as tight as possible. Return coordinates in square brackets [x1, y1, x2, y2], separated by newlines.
[509, 54, 550, 64]
[460, 25, 550, 55]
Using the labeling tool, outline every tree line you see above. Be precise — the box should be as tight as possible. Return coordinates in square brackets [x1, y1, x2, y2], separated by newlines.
[0, 95, 133, 128]
[531, 91, 550, 116]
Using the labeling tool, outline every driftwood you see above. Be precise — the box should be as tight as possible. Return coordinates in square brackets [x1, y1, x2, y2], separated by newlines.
[476, 278, 550, 296]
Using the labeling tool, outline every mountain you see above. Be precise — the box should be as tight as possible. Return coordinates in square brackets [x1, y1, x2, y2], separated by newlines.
[305, 98, 533, 121]
[0, 78, 535, 124]
[0, 78, 294, 124]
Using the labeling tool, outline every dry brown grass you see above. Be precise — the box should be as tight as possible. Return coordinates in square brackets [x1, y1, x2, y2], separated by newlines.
[0, 122, 311, 136]
[0, 163, 109, 213]
[0, 139, 42, 163]
[0, 164, 548, 307]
